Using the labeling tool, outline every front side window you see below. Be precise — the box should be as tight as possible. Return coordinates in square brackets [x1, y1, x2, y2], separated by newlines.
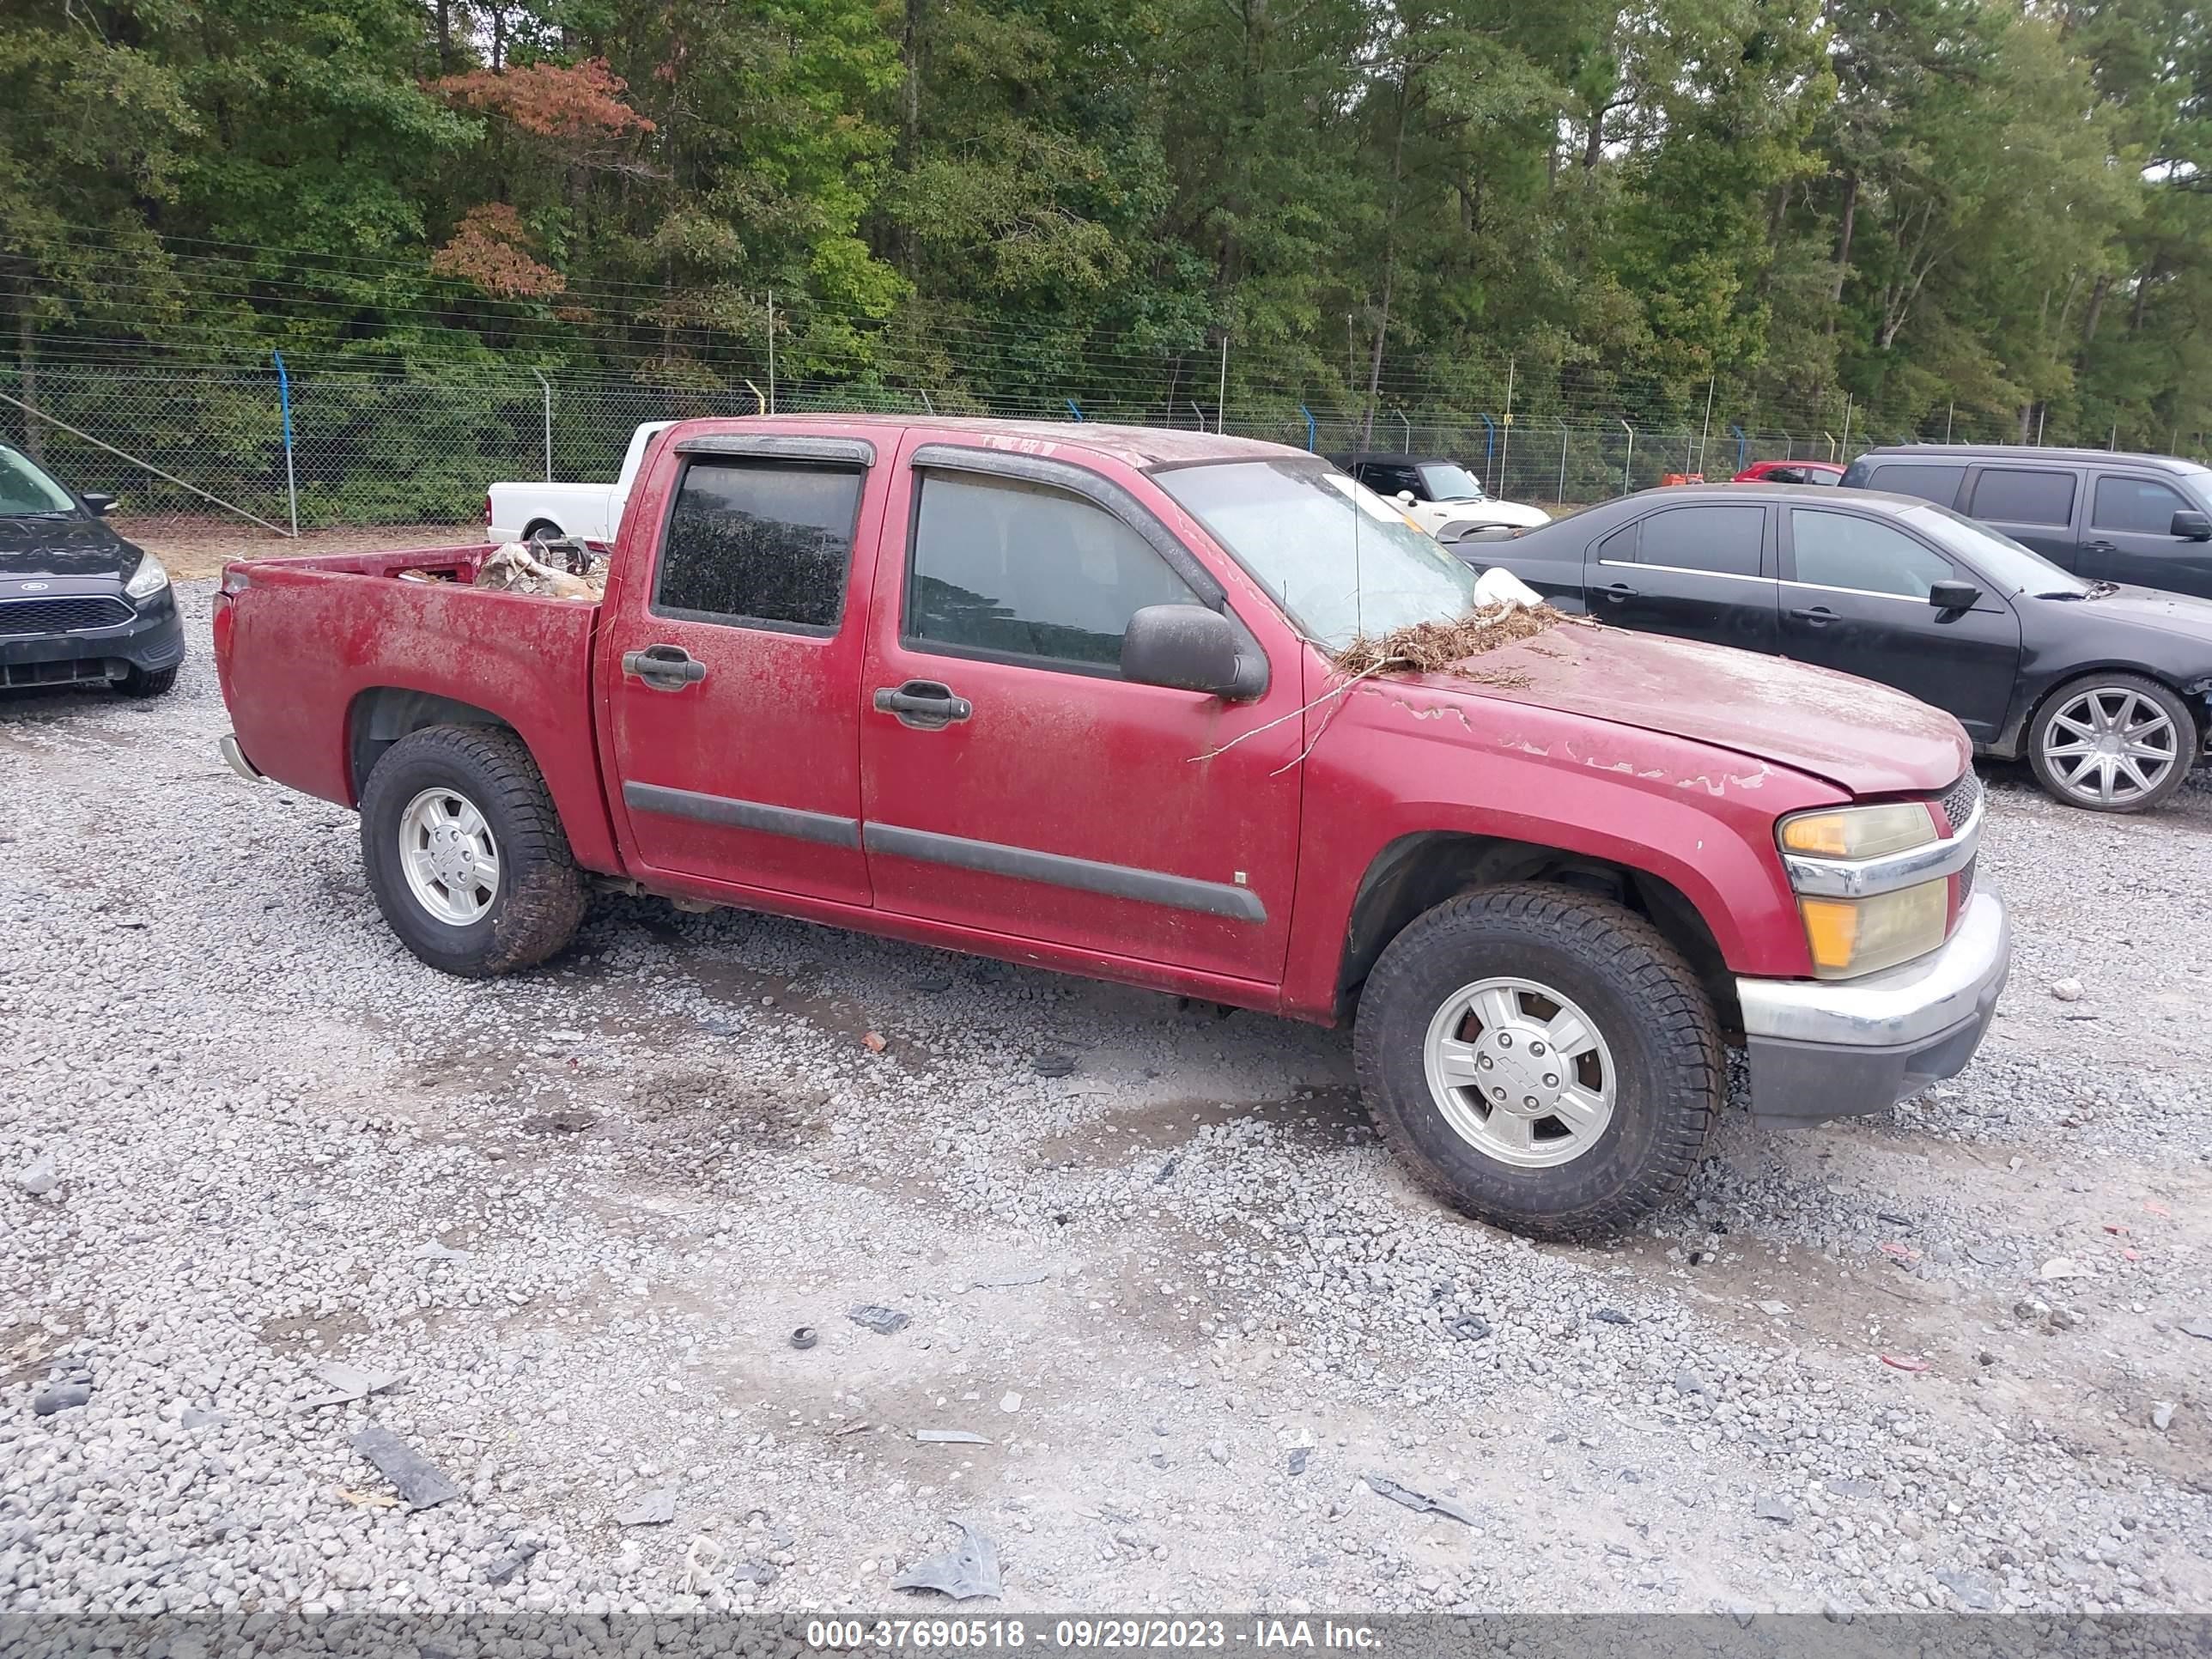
[2092, 476, 2190, 535]
[1158, 459, 1477, 651]
[1790, 509, 1955, 599]
[1865, 463, 1966, 507]
[907, 472, 1203, 670]
[0, 444, 76, 516]
[1634, 504, 1765, 577]
[653, 460, 862, 631]
[1969, 467, 2075, 526]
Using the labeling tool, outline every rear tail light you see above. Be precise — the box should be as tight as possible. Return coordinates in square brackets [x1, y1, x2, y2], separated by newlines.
[483, 495, 494, 526]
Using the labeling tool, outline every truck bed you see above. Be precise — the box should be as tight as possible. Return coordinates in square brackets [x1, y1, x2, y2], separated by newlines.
[213, 544, 623, 872]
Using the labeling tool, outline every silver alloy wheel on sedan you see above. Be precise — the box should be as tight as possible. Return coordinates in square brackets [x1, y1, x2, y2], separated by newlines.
[397, 787, 502, 926]
[2039, 685, 2179, 807]
[1421, 975, 1616, 1168]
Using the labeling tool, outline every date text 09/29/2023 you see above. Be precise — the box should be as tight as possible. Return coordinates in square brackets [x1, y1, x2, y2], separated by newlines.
[805, 1619, 1383, 1650]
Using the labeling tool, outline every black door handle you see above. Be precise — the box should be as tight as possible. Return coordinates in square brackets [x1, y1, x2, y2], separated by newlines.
[1597, 581, 1637, 603]
[1788, 605, 1836, 626]
[622, 643, 708, 690]
[2085, 540, 2117, 554]
[873, 679, 973, 730]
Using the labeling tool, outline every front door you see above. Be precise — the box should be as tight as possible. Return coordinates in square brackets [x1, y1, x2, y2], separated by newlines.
[1586, 501, 1779, 654]
[857, 442, 1304, 988]
[599, 438, 883, 907]
[2082, 472, 2212, 599]
[1778, 505, 2021, 743]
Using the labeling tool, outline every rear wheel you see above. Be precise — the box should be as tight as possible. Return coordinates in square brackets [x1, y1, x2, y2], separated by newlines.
[1353, 883, 1721, 1241]
[2027, 672, 2194, 812]
[360, 725, 586, 976]
[520, 519, 561, 543]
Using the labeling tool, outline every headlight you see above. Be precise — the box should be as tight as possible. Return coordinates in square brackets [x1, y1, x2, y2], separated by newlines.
[1797, 882, 1950, 978]
[125, 555, 170, 599]
[1778, 802, 1936, 860]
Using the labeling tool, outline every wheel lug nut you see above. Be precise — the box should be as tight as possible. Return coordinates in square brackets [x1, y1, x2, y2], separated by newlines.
[1529, 1042, 1545, 1056]
[1523, 1096, 1537, 1109]
[1498, 1034, 1513, 1049]
[1477, 1055, 1492, 1070]
[1543, 1074, 1559, 1087]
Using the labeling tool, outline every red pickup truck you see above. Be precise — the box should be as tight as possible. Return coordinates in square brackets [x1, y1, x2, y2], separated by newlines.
[214, 417, 2009, 1238]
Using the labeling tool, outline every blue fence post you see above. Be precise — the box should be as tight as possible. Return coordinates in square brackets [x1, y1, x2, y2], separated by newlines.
[1297, 404, 1316, 452]
[1478, 413, 1497, 489]
[1729, 423, 1747, 472]
[272, 351, 298, 538]
[1065, 398, 1084, 422]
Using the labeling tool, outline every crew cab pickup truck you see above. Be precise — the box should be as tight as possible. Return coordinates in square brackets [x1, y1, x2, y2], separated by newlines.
[485, 420, 674, 545]
[215, 417, 2011, 1239]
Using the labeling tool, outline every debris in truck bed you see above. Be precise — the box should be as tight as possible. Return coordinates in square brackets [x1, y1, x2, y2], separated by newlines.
[350, 1424, 462, 1510]
[473, 540, 606, 601]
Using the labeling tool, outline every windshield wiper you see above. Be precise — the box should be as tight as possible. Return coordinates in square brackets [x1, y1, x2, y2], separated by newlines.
[2039, 580, 2117, 600]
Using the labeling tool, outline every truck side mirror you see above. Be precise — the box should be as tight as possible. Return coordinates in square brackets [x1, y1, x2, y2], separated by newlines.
[2171, 509, 2211, 542]
[80, 493, 116, 518]
[1927, 580, 1981, 611]
[1121, 605, 1268, 700]
[1395, 489, 1417, 506]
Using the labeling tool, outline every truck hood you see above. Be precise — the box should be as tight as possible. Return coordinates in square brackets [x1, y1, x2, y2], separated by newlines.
[1393, 623, 1971, 798]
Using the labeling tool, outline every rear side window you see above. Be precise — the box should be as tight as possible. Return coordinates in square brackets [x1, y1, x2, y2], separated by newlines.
[654, 461, 862, 631]
[1864, 464, 1966, 507]
[2092, 476, 2189, 535]
[1969, 468, 2075, 526]
[906, 472, 1203, 671]
[1594, 522, 1638, 562]
[1633, 504, 1765, 577]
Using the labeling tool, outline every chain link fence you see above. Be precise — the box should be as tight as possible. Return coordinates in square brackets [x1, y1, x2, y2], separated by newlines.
[0, 359, 2150, 541]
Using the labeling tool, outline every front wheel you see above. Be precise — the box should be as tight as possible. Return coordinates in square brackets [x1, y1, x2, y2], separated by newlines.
[1353, 884, 1722, 1241]
[2027, 673, 2195, 812]
[115, 663, 178, 698]
[359, 725, 586, 976]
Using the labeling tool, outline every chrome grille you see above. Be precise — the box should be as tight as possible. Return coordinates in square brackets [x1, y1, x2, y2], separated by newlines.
[0, 595, 134, 637]
[1937, 770, 1983, 836]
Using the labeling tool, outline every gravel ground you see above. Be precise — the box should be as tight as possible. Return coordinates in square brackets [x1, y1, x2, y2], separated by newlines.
[3, 580, 2209, 1620]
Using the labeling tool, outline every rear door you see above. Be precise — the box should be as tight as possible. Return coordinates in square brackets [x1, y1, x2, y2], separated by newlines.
[856, 441, 1305, 987]
[2082, 472, 2212, 598]
[1963, 465, 2082, 568]
[1586, 501, 1778, 654]
[599, 433, 883, 906]
[1778, 505, 2021, 742]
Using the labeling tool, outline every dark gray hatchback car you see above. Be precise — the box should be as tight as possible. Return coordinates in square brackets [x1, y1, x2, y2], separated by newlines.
[1838, 444, 2212, 600]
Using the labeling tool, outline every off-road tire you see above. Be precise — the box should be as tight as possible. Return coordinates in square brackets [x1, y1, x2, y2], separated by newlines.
[115, 664, 179, 698]
[1352, 883, 1722, 1241]
[359, 725, 586, 977]
[2027, 671, 2195, 814]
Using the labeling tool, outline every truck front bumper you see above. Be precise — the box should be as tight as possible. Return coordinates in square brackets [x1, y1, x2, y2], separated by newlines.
[1736, 886, 2010, 1125]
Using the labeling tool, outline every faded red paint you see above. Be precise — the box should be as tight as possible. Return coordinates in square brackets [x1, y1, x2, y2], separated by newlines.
[216, 416, 1973, 1021]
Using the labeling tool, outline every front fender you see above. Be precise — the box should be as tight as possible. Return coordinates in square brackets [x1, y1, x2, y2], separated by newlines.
[1279, 679, 1842, 1020]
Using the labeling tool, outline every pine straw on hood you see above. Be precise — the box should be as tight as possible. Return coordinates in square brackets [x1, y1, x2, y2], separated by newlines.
[1331, 601, 1595, 680]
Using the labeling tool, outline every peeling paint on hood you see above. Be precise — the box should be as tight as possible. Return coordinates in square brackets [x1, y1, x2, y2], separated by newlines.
[1381, 626, 1972, 798]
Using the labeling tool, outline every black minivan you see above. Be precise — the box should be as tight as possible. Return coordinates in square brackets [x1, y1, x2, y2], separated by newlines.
[1839, 444, 2212, 599]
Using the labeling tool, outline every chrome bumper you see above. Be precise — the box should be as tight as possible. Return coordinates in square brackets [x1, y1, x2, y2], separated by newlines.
[218, 732, 266, 783]
[1736, 886, 2010, 1123]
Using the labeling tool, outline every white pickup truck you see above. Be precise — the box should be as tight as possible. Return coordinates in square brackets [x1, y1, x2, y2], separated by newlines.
[485, 420, 675, 545]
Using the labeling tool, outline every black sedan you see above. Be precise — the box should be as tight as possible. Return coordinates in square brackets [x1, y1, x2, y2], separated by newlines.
[1, 443, 183, 697]
[1462, 483, 2212, 812]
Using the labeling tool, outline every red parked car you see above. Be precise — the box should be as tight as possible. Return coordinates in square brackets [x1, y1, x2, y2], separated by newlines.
[1733, 459, 1845, 485]
[212, 417, 2007, 1239]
